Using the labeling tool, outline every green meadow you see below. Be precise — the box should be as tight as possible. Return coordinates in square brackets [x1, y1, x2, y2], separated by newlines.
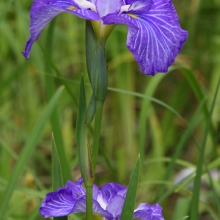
[0, 0, 220, 219]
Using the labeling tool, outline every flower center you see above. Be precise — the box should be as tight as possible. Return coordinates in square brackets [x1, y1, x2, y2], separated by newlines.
[91, 20, 116, 43]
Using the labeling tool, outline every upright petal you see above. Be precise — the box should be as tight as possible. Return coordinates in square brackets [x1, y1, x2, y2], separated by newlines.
[103, 0, 188, 75]
[106, 195, 125, 219]
[97, 183, 127, 209]
[95, 0, 122, 17]
[65, 178, 86, 200]
[22, 0, 99, 59]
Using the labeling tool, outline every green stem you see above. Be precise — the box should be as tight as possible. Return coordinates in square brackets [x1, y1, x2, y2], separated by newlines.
[85, 184, 93, 220]
[92, 100, 104, 172]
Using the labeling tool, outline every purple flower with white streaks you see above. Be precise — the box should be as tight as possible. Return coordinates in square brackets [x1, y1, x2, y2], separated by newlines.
[22, 0, 188, 75]
[39, 177, 164, 219]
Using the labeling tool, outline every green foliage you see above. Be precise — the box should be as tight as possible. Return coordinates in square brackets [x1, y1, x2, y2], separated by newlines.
[52, 135, 68, 220]
[121, 155, 140, 220]
[0, 0, 220, 219]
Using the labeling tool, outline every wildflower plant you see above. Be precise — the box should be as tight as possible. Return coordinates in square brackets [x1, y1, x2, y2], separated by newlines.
[40, 177, 164, 220]
[21, 0, 187, 219]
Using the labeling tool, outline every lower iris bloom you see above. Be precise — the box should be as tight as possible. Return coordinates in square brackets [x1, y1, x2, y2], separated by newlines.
[40, 177, 164, 220]
[22, 0, 187, 75]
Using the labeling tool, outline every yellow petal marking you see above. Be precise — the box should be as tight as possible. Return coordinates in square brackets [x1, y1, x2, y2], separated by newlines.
[67, 6, 77, 10]
[128, 13, 137, 18]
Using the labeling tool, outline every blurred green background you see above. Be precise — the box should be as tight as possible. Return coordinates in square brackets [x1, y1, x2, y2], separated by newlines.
[0, 0, 220, 219]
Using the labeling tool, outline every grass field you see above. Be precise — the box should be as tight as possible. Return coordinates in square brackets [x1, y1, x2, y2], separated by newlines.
[0, 0, 220, 219]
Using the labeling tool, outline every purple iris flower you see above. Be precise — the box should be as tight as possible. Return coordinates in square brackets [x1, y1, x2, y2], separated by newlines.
[22, 0, 187, 75]
[39, 177, 164, 219]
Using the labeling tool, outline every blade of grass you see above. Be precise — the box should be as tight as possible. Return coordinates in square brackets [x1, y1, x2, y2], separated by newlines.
[139, 73, 165, 162]
[0, 138, 46, 193]
[148, 107, 165, 178]
[0, 86, 64, 217]
[180, 67, 216, 150]
[52, 134, 64, 189]
[44, 19, 70, 183]
[190, 77, 220, 219]
[120, 155, 141, 220]
[39, 43, 78, 106]
[161, 77, 190, 151]
[52, 135, 68, 220]
[155, 96, 207, 202]
[172, 198, 190, 220]
[139, 67, 176, 161]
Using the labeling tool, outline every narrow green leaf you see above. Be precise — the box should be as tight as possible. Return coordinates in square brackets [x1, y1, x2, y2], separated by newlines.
[109, 31, 136, 170]
[190, 77, 220, 219]
[76, 76, 93, 219]
[76, 76, 87, 149]
[180, 67, 216, 149]
[39, 44, 78, 106]
[139, 68, 174, 161]
[51, 134, 67, 220]
[91, 100, 104, 174]
[108, 86, 184, 122]
[149, 107, 165, 178]
[86, 93, 96, 126]
[120, 155, 141, 220]
[0, 87, 63, 217]
[172, 198, 190, 220]
[90, 44, 108, 102]
[44, 19, 70, 183]
[85, 20, 99, 80]
[155, 97, 207, 202]
[52, 134, 64, 190]
[178, 217, 189, 220]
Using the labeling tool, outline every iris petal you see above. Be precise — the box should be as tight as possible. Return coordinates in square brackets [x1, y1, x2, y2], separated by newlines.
[97, 182, 127, 207]
[39, 188, 77, 218]
[96, 0, 122, 17]
[134, 203, 164, 220]
[65, 179, 86, 200]
[39, 178, 165, 219]
[72, 198, 114, 219]
[39, 178, 86, 218]
[106, 195, 125, 218]
[22, 0, 99, 59]
[103, 0, 188, 75]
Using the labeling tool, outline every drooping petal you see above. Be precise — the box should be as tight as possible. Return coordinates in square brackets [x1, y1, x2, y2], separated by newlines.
[103, 0, 188, 75]
[39, 188, 77, 218]
[22, 0, 99, 59]
[39, 178, 86, 218]
[72, 198, 114, 219]
[134, 203, 164, 220]
[95, 0, 122, 17]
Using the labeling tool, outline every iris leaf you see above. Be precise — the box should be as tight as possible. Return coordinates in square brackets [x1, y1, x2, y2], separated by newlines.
[120, 155, 141, 220]
[52, 134, 64, 190]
